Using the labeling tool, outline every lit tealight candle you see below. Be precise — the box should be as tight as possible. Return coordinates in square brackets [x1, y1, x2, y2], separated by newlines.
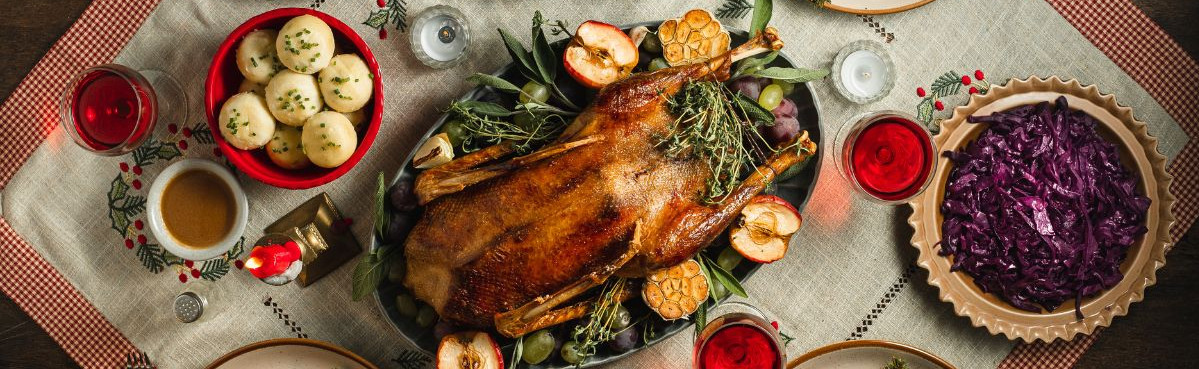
[409, 5, 470, 69]
[246, 237, 304, 286]
[831, 40, 895, 104]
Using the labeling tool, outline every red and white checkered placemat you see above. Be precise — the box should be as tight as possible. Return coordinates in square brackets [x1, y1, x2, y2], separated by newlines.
[0, 0, 160, 367]
[0, 0, 1194, 368]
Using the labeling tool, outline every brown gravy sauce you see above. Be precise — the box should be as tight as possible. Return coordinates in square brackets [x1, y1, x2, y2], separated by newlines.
[161, 169, 236, 249]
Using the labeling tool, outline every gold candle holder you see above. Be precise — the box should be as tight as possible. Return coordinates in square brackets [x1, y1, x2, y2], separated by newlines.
[262, 192, 361, 287]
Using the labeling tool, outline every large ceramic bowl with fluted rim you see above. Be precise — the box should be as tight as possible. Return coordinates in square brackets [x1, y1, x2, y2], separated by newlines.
[907, 76, 1175, 342]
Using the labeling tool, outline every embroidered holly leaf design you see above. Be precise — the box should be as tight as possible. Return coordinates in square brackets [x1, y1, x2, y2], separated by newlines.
[931, 71, 962, 97]
[108, 175, 129, 204]
[108, 174, 147, 237]
[136, 242, 168, 273]
[191, 122, 215, 144]
[363, 9, 390, 29]
[157, 142, 182, 161]
[916, 97, 936, 131]
[225, 237, 246, 259]
[131, 140, 162, 167]
[199, 259, 230, 281]
[363, 0, 409, 33]
[392, 350, 431, 369]
[715, 0, 754, 19]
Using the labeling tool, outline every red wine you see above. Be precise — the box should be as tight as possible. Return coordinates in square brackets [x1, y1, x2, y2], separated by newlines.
[848, 117, 933, 201]
[67, 66, 155, 151]
[695, 316, 782, 369]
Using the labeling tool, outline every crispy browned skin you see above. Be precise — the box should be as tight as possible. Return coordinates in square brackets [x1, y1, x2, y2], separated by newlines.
[402, 29, 812, 330]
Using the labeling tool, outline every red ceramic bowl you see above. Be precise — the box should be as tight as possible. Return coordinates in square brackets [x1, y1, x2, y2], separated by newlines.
[205, 8, 383, 189]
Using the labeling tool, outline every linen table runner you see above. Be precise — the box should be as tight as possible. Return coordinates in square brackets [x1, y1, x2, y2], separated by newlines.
[1, 0, 1196, 368]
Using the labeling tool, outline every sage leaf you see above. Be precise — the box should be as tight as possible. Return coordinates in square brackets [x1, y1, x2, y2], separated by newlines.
[467, 73, 521, 94]
[457, 100, 512, 117]
[751, 66, 829, 83]
[351, 246, 396, 300]
[531, 26, 557, 86]
[374, 172, 387, 241]
[733, 92, 775, 126]
[750, 0, 773, 34]
[499, 28, 539, 83]
[733, 51, 778, 78]
[703, 255, 747, 298]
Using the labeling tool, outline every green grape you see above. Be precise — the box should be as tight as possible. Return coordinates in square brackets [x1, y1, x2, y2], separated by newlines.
[612, 304, 632, 330]
[513, 111, 541, 131]
[439, 119, 466, 147]
[758, 84, 784, 111]
[560, 341, 584, 364]
[772, 80, 795, 96]
[387, 257, 406, 283]
[521, 330, 556, 365]
[648, 58, 669, 71]
[641, 32, 662, 53]
[415, 304, 437, 327]
[710, 277, 728, 299]
[395, 293, 418, 318]
[717, 246, 743, 272]
[519, 81, 550, 104]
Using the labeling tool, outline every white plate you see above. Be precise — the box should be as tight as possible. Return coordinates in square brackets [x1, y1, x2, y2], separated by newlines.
[789, 340, 955, 369]
[824, 0, 936, 15]
[207, 338, 377, 369]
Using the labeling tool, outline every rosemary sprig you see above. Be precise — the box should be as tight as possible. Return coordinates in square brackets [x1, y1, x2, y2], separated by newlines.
[658, 81, 776, 204]
[570, 277, 628, 367]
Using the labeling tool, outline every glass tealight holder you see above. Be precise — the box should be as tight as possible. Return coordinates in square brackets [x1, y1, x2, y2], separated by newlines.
[409, 5, 471, 69]
[830, 40, 895, 104]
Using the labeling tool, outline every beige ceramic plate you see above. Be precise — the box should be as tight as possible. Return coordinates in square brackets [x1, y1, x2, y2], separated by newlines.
[205, 338, 379, 369]
[823, 0, 936, 15]
[787, 340, 955, 369]
[907, 76, 1175, 342]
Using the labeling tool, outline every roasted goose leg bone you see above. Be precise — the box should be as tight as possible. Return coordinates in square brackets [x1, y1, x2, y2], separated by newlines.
[495, 283, 635, 339]
[415, 135, 603, 204]
[493, 221, 643, 338]
[414, 142, 515, 202]
[728, 26, 783, 64]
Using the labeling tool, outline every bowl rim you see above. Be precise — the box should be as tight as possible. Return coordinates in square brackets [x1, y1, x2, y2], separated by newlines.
[906, 76, 1176, 342]
[786, 339, 957, 369]
[146, 158, 248, 261]
[204, 7, 384, 189]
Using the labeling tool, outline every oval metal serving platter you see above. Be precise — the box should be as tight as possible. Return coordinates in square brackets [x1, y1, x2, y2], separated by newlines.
[372, 22, 824, 368]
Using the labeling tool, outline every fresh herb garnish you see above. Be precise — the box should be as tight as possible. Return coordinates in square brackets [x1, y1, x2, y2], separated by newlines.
[447, 101, 570, 154]
[658, 81, 776, 203]
[570, 278, 628, 367]
[351, 172, 396, 301]
[884, 357, 911, 369]
[496, 12, 580, 111]
[749, 0, 773, 34]
[507, 336, 524, 369]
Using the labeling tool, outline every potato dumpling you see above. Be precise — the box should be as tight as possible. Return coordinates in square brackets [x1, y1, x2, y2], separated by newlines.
[238, 79, 265, 95]
[217, 92, 275, 150]
[340, 109, 367, 129]
[267, 124, 311, 170]
[276, 15, 335, 74]
[301, 111, 357, 168]
[265, 70, 323, 126]
[236, 29, 284, 83]
[317, 54, 373, 112]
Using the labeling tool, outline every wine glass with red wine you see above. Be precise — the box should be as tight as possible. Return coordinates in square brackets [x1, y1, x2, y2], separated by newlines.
[58, 64, 186, 155]
[834, 111, 937, 204]
[693, 301, 786, 369]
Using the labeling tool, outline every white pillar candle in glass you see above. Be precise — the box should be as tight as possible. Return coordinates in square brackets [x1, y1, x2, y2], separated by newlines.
[409, 5, 470, 69]
[831, 40, 895, 104]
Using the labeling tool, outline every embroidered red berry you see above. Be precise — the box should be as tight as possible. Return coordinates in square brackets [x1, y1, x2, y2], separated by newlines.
[185, 260, 194, 268]
[969, 86, 979, 94]
[167, 124, 178, 134]
[120, 162, 129, 172]
[961, 75, 972, 85]
[182, 127, 192, 138]
[132, 165, 143, 175]
[974, 70, 985, 80]
[234, 259, 245, 269]
[379, 29, 388, 40]
[770, 321, 780, 330]
[178, 141, 188, 150]
[134, 219, 144, 230]
[935, 100, 945, 111]
[178, 273, 188, 283]
[137, 234, 147, 245]
[132, 179, 142, 190]
[124, 239, 134, 249]
[376, 0, 385, 6]
[191, 269, 201, 278]
[916, 87, 926, 97]
[213, 148, 223, 157]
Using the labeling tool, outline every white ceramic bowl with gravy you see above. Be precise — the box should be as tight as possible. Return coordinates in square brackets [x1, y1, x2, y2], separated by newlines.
[146, 159, 248, 261]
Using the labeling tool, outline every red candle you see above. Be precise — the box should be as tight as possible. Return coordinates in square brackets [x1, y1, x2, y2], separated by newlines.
[246, 240, 302, 279]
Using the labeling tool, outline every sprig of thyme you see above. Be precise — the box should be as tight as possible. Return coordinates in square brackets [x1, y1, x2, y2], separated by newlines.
[658, 81, 776, 204]
[447, 101, 568, 154]
[570, 278, 628, 367]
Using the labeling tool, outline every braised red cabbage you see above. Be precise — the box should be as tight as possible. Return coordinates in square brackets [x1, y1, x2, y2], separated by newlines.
[940, 96, 1149, 319]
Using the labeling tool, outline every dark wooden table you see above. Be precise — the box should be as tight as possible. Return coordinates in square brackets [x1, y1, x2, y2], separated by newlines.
[0, 1, 1196, 368]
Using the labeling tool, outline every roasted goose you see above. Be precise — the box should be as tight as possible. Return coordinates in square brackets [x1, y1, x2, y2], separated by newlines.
[403, 28, 817, 338]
